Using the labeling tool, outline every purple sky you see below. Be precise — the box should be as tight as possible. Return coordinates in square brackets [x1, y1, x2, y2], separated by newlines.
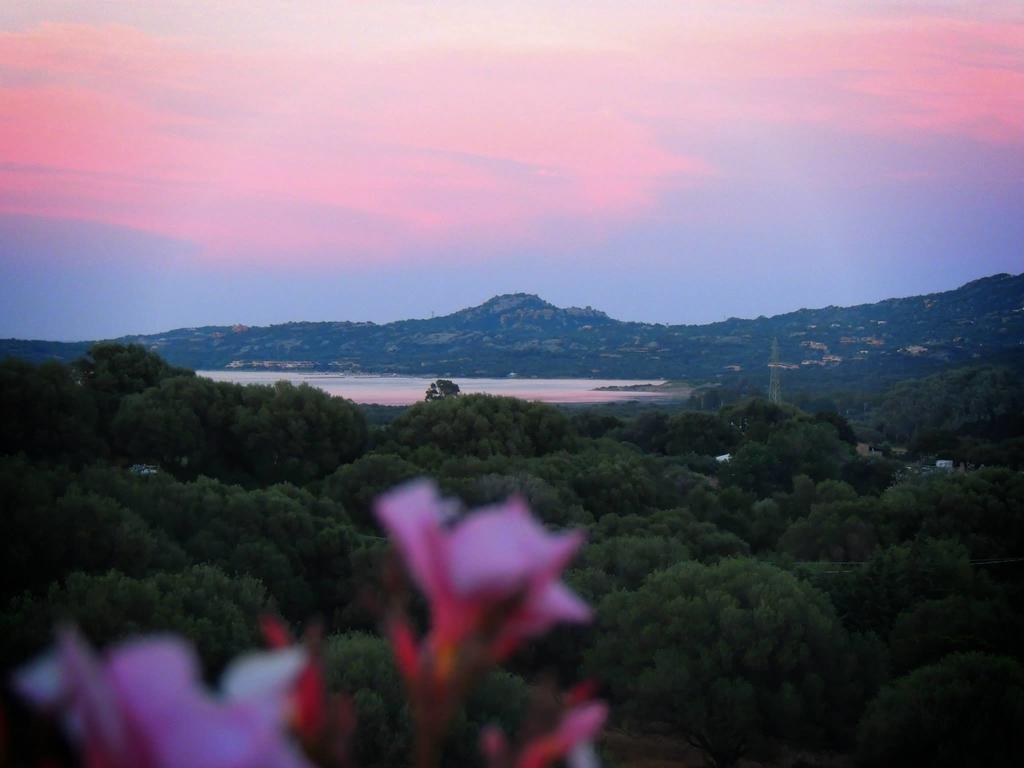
[1, 2, 1022, 340]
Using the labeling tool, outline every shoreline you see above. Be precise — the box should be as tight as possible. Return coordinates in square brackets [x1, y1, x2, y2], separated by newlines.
[197, 370, 686, 406]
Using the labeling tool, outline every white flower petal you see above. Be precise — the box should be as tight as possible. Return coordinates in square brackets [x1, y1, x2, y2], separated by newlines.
[12, 650, 64, 709]
[568, 741, 600, 768]
[220, 647, 306, 702]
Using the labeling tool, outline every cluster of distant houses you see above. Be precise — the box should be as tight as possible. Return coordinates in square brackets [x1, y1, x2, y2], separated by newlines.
[714, 445, 962, 474]
[916, 458, 968, 475]
[856, 443, 966, 474]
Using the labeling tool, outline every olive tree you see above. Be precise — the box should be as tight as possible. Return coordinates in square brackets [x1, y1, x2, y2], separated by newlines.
[857, 652, 1024, 768]
[587, 558, 881, 767]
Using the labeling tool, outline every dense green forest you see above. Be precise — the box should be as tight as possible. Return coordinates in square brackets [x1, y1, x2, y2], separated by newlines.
[2, 343, 1023, 767]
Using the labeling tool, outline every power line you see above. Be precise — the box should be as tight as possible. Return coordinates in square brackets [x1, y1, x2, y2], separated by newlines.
[795, 557, 1024, 573]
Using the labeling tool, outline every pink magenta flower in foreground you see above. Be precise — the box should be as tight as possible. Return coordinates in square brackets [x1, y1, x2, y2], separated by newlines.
[482, 700, 608, 768]
[13, 627, 312, 768]
[375, 480, 591, 669]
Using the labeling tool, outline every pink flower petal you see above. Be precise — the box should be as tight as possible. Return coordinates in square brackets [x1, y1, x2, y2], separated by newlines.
[107, 638, 312, 768]
[531, 530, 586, 583]
[58, 628, 139, 765]
[511, 581, 592, 640]
[448, 501, 583, 599]
[377, 481, 592, 659]
[143, 703, 282, 768]
[106, 637, 200, 707]
[480, 724, 509, 762]
[535, 581, 591, 624]
[113, 648, 307, 767]
[15, 631, 316, 768]
[374, 480, 449, 599]
[516, 702, 607, 768]
[556, 702, 608, 748]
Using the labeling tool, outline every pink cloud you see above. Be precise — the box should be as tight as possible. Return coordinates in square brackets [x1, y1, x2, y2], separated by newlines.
[613, 14, 1024, 142]
[0, 23, 709, 262]
[0, 5, 1021, 265]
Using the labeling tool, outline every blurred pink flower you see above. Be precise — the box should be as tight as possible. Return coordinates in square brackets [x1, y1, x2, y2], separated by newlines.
[375, 480, 590, 665]
[525, 701, 607, 768]
[481, 701, 608, 768]
[260, 615, 356, 761]
[13, 627, 312, 768]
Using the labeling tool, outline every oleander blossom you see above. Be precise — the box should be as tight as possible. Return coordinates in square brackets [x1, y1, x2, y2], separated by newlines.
[481, 699, 608, 768]
[13, 627, 313, 768]
[260, 615, 356, 761]
[375, 480, 591, 669]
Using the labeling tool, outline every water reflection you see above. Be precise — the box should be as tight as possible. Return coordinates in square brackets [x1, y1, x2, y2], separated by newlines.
[198, 371, 670, 406]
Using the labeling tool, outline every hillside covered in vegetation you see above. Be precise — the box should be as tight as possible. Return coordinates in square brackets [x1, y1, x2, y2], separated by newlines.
[3, 273, 1022, 390]
[3, 344, 1023, 766]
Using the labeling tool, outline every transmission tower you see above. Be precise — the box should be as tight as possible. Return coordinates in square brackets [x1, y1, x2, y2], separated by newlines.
[768, 337, 783, 404]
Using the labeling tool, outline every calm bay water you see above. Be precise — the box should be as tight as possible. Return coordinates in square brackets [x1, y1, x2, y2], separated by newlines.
[198, 371, 669, 406]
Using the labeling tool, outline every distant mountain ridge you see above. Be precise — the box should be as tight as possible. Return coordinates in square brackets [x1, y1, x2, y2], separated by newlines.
[4, 273, 1023, 390]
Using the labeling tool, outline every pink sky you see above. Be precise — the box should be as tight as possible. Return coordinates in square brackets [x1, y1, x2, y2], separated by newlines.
[0, 1, 1022, 336]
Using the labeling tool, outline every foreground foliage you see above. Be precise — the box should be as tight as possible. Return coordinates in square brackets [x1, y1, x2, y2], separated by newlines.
[857, 653, 1024, 768]
[2, 344, 1023, 766]
[589, 559, 882, 766]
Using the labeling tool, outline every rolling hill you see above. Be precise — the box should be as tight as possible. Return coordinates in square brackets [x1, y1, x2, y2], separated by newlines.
[3, 273, 1022, 390]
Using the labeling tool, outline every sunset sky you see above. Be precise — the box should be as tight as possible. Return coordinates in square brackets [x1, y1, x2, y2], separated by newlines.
[1, 1, 1022, 339]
